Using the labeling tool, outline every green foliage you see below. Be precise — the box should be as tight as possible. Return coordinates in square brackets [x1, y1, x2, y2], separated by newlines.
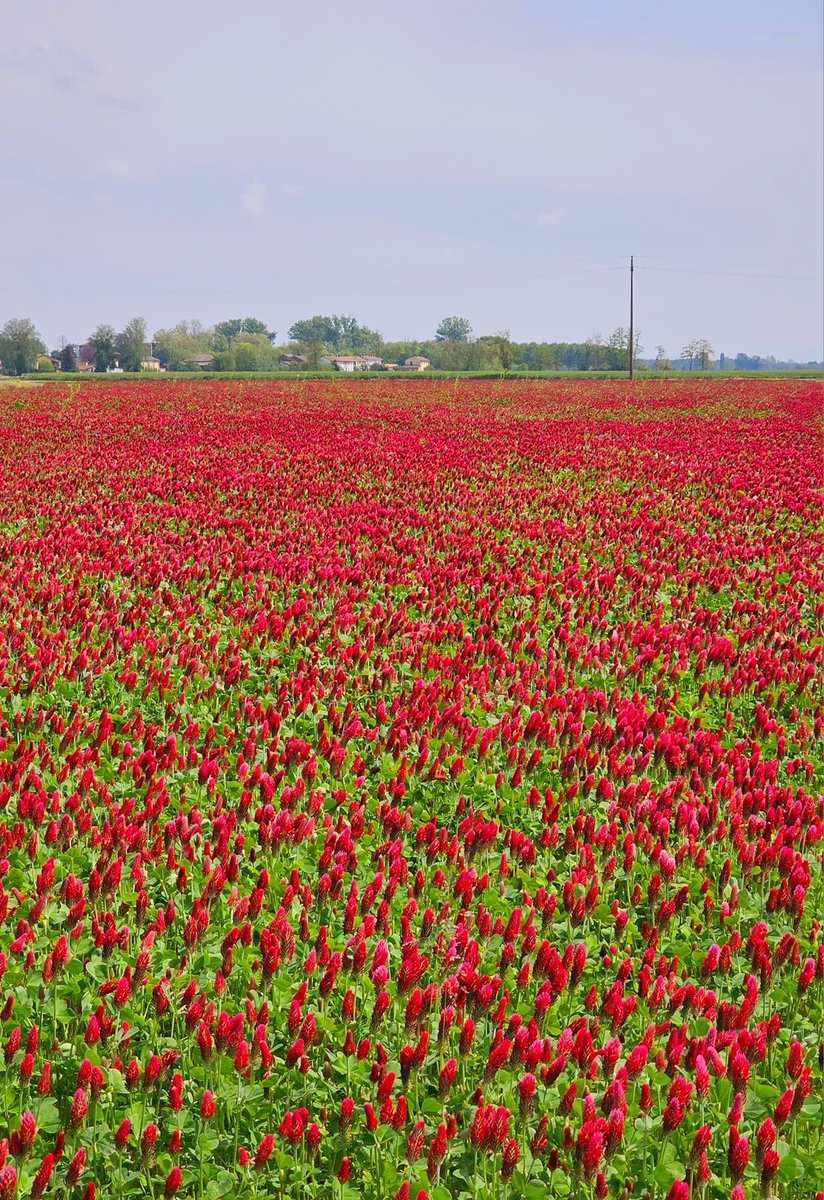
[424, 339, 497, 371]
[288, 315, 339, 348]
[681, 338, 715, 370]
[0, 317, 47, 375]
[288, 314, 383, 355]
[116, 316, 149, 372]
[153, 320, 214, 370]
[88, 324, 118, 372]
[301, 338, 327, 370]
[435, 315, 473, 341]
[480, 330, 514, 371]
[231, 333, 276, 371]
[214, 318, 275, 346]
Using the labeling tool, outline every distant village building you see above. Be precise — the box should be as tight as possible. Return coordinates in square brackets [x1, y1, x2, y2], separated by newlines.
[403, 356, 431, 371]
[278, 354, 308, 367]
[140, 356, 163, 371]
[186, 354, 215, 369]
[330, 355, 383, 372]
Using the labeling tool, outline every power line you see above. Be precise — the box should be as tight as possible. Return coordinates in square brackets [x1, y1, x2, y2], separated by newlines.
[633, 252, 821, 273]
[636, 265, 821, 283]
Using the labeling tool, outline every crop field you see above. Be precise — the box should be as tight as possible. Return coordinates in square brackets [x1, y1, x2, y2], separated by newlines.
[0, 377, 821, 1200]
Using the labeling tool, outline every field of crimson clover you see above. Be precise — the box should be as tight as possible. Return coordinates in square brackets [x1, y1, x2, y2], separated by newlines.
[0, 376, 820, 1200]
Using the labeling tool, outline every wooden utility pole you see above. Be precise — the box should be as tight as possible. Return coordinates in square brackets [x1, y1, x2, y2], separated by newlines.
[629, 255, 635, 380]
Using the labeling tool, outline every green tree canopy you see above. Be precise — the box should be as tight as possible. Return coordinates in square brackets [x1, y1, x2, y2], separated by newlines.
[435, 315, 473, 342]
[288, 315, 383, 355]
[681, 338, 714, 371]
[0, 318, 47, 375]
[117, 317, 148, 372]
[215, 333, 276, 372]
[331, 315, 383, 354]
[59, 344, 78, 372]
[88, 324, 118, 372]
[154, 320, 214, 369]
[605, 327, 643, 371]
[380, 340, 421, 365]
[214, 318, 276, 346]
[288, 316, 338, 348]
[480, 331, 514, 371]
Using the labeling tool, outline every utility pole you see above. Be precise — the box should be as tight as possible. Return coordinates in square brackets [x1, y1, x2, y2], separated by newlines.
[628, 255, 635, 380]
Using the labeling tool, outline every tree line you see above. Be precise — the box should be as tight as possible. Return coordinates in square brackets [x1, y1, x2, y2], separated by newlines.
[0, 315, 816, 376]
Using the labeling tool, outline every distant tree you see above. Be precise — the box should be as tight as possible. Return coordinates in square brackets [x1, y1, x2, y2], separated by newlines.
[0, 318, 47, 375]
[231, 333, 276, 371]
[60, 343, 78, 371]
[518, 341, 545, 370]
[583, 333, 607, 370]
[484, 331, 514, 372]
[214, 318, 276, 345]
[654, 345, 670, 370]
[117, 317, 148, 371]
[154, 320, 214, 369]
[694, 339, 714, 370]
[435, 316, 473, 342]
[604, 327, 643, 370]
[233, 344, 257, 372]
[303, 338, 326, 370]
[288, 316, 339, 349]
[89, 324, 118, 371]
[287, 314, 382, 355]
[607, 327, 630, 370]
[427, 337, 479, 371]
[734, 352, 762, 370]
[338, 317, 383, 354]
[381, 340, 420, 365]
[680, 341, 698, 370]
[332, 314, 362, 350]
[681, 339, 714, 371]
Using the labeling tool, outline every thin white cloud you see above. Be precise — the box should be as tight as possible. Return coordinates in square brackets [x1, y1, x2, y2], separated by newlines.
[537, 210, 563, 227]
[242, 181, 267, 215]
[283, 184, 303, 199]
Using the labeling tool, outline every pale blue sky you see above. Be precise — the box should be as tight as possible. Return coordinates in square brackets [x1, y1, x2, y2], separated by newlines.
[2, 0, 822, 359]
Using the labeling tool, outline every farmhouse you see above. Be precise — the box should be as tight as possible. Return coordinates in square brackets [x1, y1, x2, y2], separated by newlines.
[140, 356, 163, 371]
[403, 356, 431, 371]
[331, 355, 383, 372]
[278, 354, 308, 367]
[186, 354, 215, 369]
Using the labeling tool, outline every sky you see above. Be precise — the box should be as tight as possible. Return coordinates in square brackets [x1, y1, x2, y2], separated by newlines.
[2, 0, 823, 360]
